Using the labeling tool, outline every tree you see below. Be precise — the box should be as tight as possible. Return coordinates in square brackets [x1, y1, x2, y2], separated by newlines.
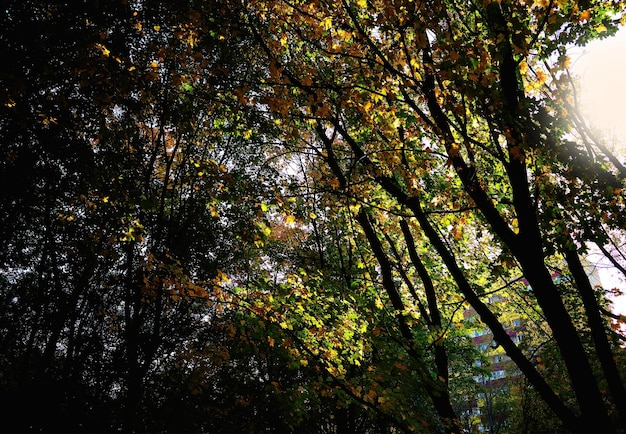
[0, 1, 283, 431]
[241, 0, 626, 430]
[3, 0, 626, 431]
[238, 148, 491, 432]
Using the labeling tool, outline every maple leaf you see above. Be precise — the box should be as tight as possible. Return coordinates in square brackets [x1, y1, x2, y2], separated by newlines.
[579, 10, 591, 22]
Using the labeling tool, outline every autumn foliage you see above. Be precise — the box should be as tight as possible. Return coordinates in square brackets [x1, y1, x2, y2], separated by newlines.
[1, 0, 626, 432]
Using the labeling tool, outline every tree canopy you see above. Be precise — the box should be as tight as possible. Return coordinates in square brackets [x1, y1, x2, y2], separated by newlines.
[1, 0, 626, 432]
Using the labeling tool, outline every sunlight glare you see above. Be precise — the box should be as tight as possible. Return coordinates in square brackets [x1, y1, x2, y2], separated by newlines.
[570, 27, 626, 151]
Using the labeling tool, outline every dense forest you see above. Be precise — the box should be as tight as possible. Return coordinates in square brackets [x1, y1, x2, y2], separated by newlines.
[1, 0, 626, 432]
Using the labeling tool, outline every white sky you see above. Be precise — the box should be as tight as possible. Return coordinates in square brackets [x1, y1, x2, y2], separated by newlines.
[570, 26, 626, 149]
[569, 26, 626, 317]
[586, 247, 626, 316]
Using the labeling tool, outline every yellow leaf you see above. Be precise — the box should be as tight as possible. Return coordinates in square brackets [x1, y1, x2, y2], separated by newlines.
[356, 0, 367, 7]
[285, 215, 296, 224]
[320, 16, 332, 31]
[217, 270, 231, 283]
[96, 44, 110, 57]
[41, 116, 58, 126]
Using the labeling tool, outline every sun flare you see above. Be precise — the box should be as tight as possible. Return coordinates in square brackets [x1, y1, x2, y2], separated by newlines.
[570, 27, 626, 153]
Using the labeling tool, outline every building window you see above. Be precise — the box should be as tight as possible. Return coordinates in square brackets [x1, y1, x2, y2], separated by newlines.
[491, 370, 506, 379]
[472, 329, 488, 337]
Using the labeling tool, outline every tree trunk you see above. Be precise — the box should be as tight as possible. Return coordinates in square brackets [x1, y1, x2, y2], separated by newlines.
[564, 246, 626, 430]
[358, 211, 464, 434]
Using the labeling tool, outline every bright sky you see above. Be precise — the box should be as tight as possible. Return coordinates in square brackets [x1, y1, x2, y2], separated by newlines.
[570, 26, 626, 150]
[586, 247, 626, 317]
[569, 26, 626, 317]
